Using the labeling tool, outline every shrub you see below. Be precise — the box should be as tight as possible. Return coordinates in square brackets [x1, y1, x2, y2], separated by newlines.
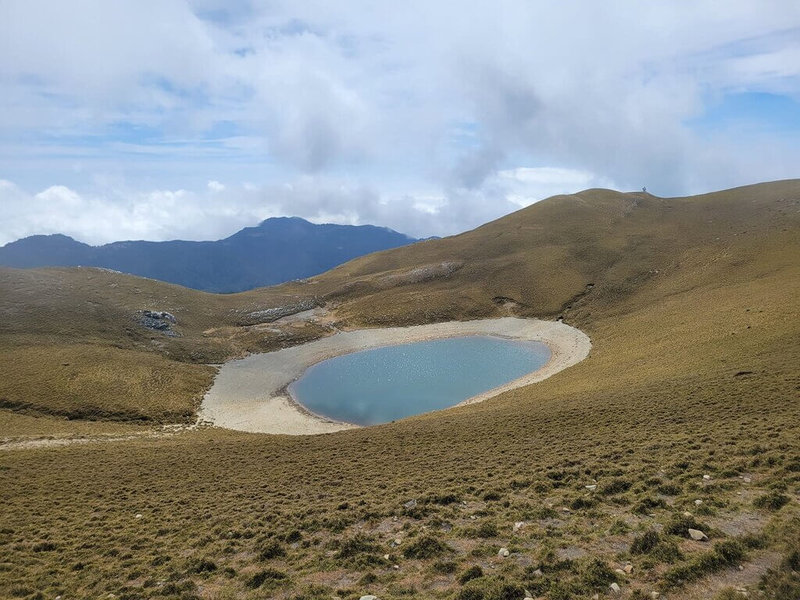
[633, 496, 667, 514]
[258, 539, 286, 560]
[403, 535, 451, 559]
[476, 521, 499, 538]
[630, 530, 660, 554]
[247, 568, 288, 589]
[579, 557, 617, 590]
[662, 539, 745, 588]
[335, 534, 379, 559]
[459, 565, 484, 584]
[657, 483, 682, 495]
[600, 478, 632, 496]
[457, 576, 525, 600]
[431, 560, 457, 574]
[664, 513, 708, 537]
[570, 496, 598, 510]
[753, 491, 790, 511]
[186, 557, 217, 573]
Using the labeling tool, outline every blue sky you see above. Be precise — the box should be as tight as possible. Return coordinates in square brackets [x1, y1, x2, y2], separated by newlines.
[1, 1, 799, 244]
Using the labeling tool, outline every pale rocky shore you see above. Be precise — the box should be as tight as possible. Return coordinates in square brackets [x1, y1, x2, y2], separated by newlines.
[199, 317, 591, 435]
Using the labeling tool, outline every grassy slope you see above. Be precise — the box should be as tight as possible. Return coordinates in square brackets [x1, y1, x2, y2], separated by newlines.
[1, 181, 799, 599]
[0, 267, 332, 423]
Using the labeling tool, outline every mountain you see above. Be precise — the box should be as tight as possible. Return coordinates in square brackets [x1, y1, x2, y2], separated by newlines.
[0, 216, 418, 292]
[1, 180, 799, 599]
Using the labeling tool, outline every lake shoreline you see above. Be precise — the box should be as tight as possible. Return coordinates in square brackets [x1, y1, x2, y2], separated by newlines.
[199, 317, 591, 435]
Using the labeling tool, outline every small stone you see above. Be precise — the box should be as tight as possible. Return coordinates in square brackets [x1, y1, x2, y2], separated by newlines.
[359, 596, 378, 600]
[592, 595, 600, 600]
[498, 547, 510, 557]
[531, 568, 543, 577]
[383, 554, 390, 560]
[403, 499, 417, 509]
[694, 499, 703, 505]
[683, 511, 693, 517]
[393, 538, 402, 546]
[393, 564, 400, 570]
[738, 564, 744, 571]
[703, 474, 711, 480]
[585, 484, 597, 491]
[650, 592, 660, 599]
[688, 528, 708, 541]
[135, 513, 143, 519]
[743, 477, 751, 483]
[562, 507, 570, 513]
[615, 569, 626, 575]
[623, 563, 633, 574]
[513, 521, 526, 532]
[610, 582, 621, 595]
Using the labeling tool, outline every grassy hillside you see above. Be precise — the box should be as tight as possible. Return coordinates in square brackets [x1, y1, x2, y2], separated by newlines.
[1, 181, 799, 600]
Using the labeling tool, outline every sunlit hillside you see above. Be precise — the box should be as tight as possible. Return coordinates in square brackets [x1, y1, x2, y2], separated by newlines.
[1, 181, 799, 600]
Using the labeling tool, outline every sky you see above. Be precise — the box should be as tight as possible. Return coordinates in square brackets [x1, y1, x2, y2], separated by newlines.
[1, 1, 799, 245]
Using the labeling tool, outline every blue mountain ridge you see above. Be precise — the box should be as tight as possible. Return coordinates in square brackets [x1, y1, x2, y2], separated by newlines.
[0, 217, 419, 293]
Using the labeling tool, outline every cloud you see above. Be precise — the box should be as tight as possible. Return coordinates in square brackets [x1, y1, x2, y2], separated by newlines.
[0, 1, 799, 244]
[0, 168, 612, 245]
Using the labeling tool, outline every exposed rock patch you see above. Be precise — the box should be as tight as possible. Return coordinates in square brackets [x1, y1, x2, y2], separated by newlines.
[376, 261, 462, 288]
[238, 299, 321, 325]
[136, 310, 179, 336]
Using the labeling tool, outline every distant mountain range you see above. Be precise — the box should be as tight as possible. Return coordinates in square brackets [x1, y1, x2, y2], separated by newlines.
[0, 217, 419, 293]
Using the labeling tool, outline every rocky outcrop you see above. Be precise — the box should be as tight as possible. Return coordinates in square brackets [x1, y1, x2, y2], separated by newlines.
[136, 310, 179, 336]
[238, 299, 321, 325]
[376, 261, 462, 289]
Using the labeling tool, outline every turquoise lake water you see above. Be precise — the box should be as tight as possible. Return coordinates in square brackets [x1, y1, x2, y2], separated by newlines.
[289, 335, 550, 426]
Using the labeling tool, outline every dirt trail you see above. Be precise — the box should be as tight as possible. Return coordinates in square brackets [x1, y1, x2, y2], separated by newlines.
[0, 424, 198, 451]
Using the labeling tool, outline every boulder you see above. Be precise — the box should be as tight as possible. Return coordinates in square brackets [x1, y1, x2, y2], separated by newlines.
[688, 528, 708, 541]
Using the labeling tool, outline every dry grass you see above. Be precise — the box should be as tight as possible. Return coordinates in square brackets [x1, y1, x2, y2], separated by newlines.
[0, 180, 799, 599]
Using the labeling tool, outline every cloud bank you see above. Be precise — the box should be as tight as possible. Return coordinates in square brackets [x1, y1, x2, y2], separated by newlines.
[1, 1, 798, 244]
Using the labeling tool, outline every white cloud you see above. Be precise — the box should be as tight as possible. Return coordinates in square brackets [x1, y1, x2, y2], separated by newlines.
[0, 1, 799, 244]
[495, 168, 615, 208]
[0, 167, 615, 245]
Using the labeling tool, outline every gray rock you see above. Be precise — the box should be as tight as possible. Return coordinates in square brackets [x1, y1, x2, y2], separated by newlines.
[136, 310, 179, 336]
[610, 582, 621, 594]
[240, 299, 319, 324]
[498, 547, 510, 557]
[359, 596, 378, 600]
[403, 499, 417, 510]
[688, 528, 708, 541]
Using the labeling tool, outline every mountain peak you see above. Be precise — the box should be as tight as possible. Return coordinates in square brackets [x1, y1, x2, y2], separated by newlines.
[0, 217, 419, 292]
